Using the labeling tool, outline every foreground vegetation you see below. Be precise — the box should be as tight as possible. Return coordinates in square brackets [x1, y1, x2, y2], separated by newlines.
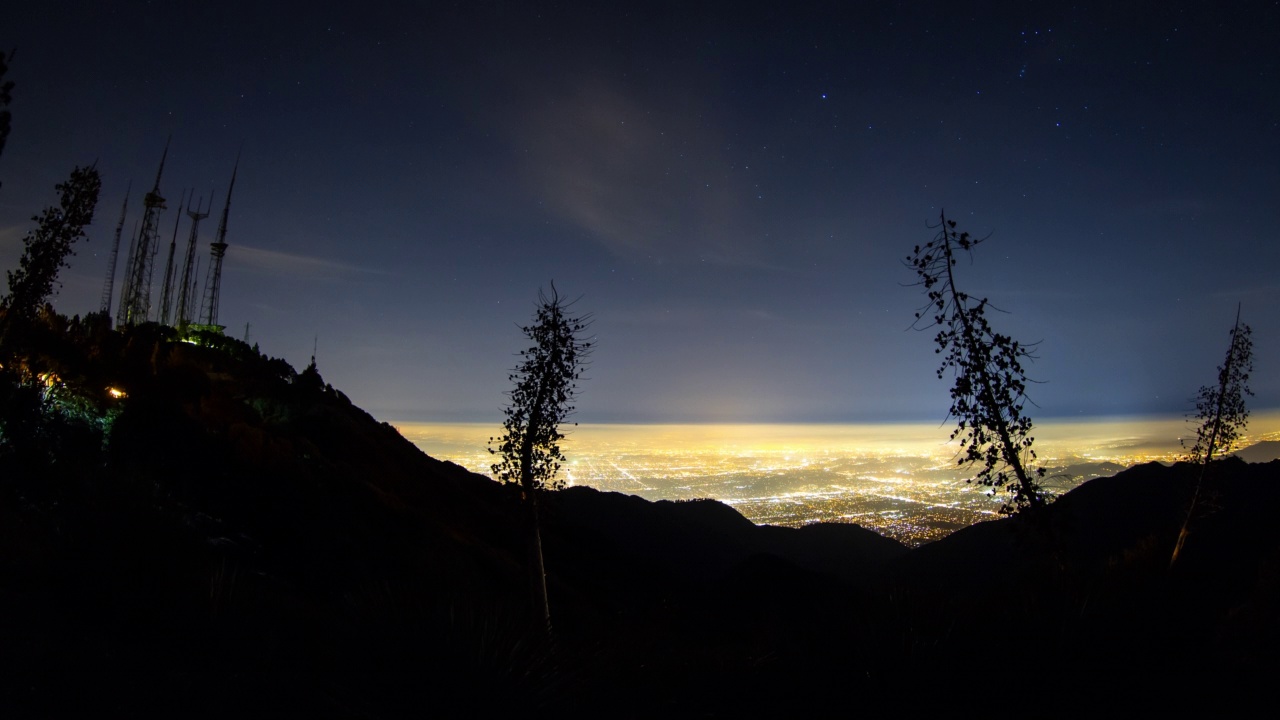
[0, 310, 1277, 716]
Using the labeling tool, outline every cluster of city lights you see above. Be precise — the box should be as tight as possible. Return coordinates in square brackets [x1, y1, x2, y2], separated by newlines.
[397, 417, 1280, 547]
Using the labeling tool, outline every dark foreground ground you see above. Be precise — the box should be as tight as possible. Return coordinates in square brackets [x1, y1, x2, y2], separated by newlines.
[3, 322, 1277, 716]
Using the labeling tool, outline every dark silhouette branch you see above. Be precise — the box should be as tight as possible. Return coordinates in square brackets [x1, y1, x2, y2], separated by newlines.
[907, 211, 1046, 514]
[1170, 303, 1252, 568]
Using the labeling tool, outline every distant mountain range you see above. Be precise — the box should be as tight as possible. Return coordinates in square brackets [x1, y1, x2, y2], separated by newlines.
[1233, 439, 1280, 463]
[1046, 440, 1280, 484]
[1046, 459, 1130, 482]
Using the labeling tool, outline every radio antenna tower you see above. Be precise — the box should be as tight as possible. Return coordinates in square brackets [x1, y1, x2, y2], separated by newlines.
[119, 138, 170, 326]
[200, 154, 238, 328]
[143, 199, 165, 322]
[175, 192, 210, 327]
[190, 256, 201, 312]
[115, 220, 140, 328]
[157, 189, 187, 325]
[99, 182, 130, 315]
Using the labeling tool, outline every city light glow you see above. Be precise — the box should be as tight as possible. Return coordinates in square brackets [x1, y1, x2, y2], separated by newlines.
[398, 412, 1280, 546]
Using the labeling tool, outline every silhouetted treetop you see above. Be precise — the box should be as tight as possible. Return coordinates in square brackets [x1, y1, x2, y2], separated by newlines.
[3, 165, 101, 324]
[906, 211, 1046, 514]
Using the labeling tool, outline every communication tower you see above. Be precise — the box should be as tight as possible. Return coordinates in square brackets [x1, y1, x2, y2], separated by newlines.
[98, 184, 129, 316]
[175, 192, 210, 327]
[115, 221, 139, 328]
[199, 156, 238, 328]
[118, 139, 170, 327]
[157, 189, 187, 325]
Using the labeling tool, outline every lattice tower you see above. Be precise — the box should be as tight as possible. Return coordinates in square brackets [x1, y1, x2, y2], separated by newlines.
[175, 192, 210, 327]
[157, 189, 187, 325]
[200, 156, 238, 327]
[118, 140, 169, 326]
[98, 183, 129, 315]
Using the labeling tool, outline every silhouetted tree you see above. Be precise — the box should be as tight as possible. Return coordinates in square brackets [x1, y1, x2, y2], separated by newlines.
[2, 165, 101, 325]
[907, 212, 1046, 514]
[1170, 304, 1253, 567]
[296, 355, 325, 393]
[490, 283, 592, 629]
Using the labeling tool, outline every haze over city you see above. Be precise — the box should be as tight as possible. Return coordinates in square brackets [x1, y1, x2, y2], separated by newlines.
[400, 412, 1280, 544]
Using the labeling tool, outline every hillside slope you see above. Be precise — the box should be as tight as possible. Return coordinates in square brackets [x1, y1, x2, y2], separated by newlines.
[2, 318, 1277, 715]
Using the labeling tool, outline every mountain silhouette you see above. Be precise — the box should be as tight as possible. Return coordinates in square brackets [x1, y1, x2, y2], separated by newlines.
[2, 318, 1276, 715]
[1234, 439, 1280, 463]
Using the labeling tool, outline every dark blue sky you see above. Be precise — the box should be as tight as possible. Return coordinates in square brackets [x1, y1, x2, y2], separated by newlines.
[2, 1, 1277, 423]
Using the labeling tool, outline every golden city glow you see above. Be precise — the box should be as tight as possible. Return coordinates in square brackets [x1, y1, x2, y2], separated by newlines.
[107, 387, 127, 399]
[395, 412, 1280, 546]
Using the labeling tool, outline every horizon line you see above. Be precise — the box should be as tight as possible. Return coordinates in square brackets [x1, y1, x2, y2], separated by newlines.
[387, 408, 1280, 427]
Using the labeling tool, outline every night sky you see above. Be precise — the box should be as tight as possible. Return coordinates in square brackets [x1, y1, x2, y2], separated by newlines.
[2, 1, 1277, 424]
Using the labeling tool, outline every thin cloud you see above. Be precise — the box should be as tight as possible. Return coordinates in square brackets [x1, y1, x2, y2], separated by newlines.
[0, 223, 27, 251]
[511, 79, 788, 270]
[227, 245, 389, 280]
[1209, 283, 1280, 300]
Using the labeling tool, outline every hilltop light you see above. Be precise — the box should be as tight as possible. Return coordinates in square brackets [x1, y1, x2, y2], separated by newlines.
[107, 387, 127, 400]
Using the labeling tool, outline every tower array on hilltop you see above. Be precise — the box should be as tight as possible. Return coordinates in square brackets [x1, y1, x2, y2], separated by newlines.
[102, 142, 240, 332]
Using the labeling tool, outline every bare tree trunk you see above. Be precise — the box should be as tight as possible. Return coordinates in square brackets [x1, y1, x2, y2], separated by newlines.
[527, 489, 551, 631]
[518, 345, 561, 633]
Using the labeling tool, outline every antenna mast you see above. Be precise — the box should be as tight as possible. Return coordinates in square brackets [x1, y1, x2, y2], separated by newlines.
[157, 189, 187, 325]
[99, 183, 130, 315]
[115, 220, 140, 328]
[200, 154, 238, 328]
[175, 191, 210, 327]
[119, 138, 170, 326]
